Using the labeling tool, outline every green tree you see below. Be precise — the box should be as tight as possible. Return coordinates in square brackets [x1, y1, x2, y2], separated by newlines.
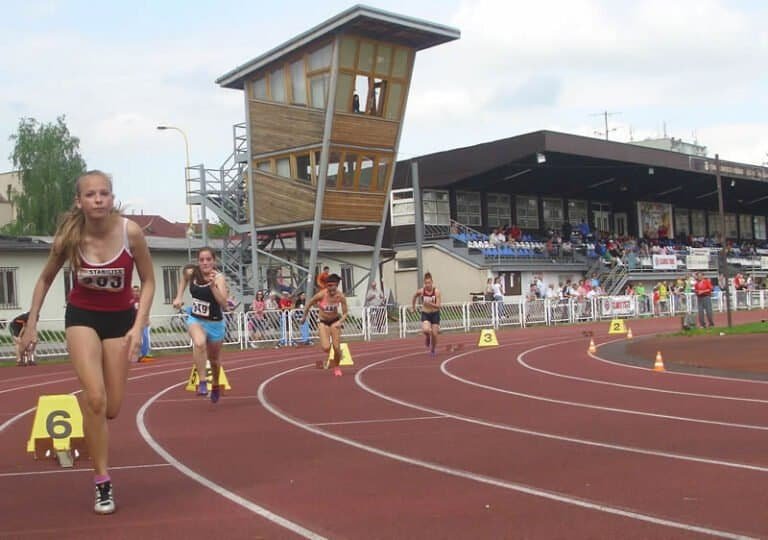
[4, 116, 86, 235]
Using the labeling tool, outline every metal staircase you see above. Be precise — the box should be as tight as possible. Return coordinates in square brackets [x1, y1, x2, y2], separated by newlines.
[185, 123, 254, 302]
[601, 263, 629, 295]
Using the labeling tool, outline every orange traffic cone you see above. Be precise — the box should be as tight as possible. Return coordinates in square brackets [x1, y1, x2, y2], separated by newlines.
[653, 351, 665, 372]
[626, 328, 633, 339]
[588, 339, 596, 354]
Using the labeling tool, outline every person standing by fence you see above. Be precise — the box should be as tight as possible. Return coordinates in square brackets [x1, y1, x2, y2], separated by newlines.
[19, 170, 155, 515]
[694, 272, 715, 328]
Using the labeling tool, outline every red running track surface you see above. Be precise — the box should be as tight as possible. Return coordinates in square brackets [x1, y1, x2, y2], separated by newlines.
[1, 311, 767, 539]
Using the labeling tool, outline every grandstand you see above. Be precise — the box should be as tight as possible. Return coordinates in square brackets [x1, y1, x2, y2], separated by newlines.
[381, 130, 768, 303]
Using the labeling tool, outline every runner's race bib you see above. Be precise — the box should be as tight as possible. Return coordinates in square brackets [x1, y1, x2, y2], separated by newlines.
[78, 268, 125, 292]
[191, 299, 211, 318]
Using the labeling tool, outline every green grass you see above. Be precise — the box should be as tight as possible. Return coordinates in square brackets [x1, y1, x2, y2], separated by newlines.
[669, 320, 768, 337]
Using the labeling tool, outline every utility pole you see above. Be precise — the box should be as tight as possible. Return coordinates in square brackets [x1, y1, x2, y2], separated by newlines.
[715, 154, 732, 328]
[591, 111, 621, 141]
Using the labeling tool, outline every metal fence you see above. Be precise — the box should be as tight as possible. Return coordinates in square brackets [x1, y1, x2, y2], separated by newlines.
[2, 292, 767, 360]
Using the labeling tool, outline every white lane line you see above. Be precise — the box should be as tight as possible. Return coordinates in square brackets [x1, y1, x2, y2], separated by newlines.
[360, 354, 768, 473]
[439, 342, 768, 431]
[0, 463, 171, 478]
[517, 342, 768, 404]
[136, 375, 327, 540]
[311, 415, 447, 427]
[257, 359, 756, 540]
[588, 337, 768, 385]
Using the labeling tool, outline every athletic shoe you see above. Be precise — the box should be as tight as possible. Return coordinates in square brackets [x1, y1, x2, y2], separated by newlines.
[333, 366, 342, 377]
[210, 385, 220, 403]
[197, 381, 208, 396]
[430, 350, 436, 358]
[94, 481, 115, 514]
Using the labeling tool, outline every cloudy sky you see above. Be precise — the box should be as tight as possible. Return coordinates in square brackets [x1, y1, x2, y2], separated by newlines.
[1, 0, 767, 222]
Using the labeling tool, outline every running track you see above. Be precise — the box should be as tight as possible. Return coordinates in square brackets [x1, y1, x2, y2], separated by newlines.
[1, 312, 767, 539]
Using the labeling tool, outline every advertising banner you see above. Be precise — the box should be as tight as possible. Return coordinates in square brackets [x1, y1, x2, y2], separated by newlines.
[652, 254, 677, 270]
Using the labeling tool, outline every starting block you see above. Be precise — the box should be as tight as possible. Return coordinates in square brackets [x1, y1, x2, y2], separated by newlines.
[478, 329, 499, 347]
[186, 360, 232, 392]
[326, 343, 353, 368]
[608, 318, 628, 335]
[27, 394, 86, 467]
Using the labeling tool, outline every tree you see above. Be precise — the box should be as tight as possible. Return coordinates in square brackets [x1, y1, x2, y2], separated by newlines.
[3, 116, 86, 235]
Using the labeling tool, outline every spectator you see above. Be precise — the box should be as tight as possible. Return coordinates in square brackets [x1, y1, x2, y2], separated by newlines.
[365, 281, 387, 333]
[316, 266, 330, 290]
[694, 272, 715, 328]
[10, 312, 34, 366]
[249, 291, 267, 344]
[578, 218, 591, 241]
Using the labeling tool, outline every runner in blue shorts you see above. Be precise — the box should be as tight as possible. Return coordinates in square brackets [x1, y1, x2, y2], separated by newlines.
[173, 247, 229, 403]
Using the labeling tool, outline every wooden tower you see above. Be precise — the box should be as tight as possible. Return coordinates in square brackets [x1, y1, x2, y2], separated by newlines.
[216, 5, 459, 294]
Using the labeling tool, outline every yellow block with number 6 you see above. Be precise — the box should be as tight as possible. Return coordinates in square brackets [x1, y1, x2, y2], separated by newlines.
[27, 395, 86, 458]
[478, 329, 499, 347]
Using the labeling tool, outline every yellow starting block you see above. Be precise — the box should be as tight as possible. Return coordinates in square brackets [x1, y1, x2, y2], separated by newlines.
[27, 394, 86, 467]
[608, 318, 628, 335]
[478, 328, 499, 347]
[186, 360, 232, 392]
[326, 343, 354, 368]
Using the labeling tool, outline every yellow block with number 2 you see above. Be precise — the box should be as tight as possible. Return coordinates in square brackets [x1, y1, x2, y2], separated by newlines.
[27, 394, 85, 457]
[608, 319, 628, 334]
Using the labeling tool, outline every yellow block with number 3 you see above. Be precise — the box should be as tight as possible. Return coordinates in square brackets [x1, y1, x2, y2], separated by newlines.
[478, 328, 499, 347]
[327, 343, 353, 367]
[185, 360, 232, 392]
[608, 319, 628, 334]
[27, 395, 85, 458]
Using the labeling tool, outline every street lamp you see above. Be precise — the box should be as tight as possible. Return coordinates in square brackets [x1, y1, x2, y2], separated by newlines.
[157, 125, 194, 260]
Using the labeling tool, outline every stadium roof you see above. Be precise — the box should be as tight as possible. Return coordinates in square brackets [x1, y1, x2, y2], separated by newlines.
[216, 4, 460, 90]
[393, 130, 768, 215]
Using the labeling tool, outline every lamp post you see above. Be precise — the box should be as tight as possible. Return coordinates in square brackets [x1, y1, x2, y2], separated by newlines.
[157, 125, 194, 260]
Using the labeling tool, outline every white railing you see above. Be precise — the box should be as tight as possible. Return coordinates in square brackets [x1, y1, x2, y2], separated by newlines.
[2, 292, 767, 360]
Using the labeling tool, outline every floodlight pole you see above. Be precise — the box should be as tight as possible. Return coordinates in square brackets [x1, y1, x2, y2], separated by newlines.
[715, 153, 732, 328]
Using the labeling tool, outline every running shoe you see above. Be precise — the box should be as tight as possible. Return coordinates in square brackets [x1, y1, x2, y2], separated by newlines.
[197, 381, 208, 396]
[333, 366, 342, 377]
[210, 385, 220, 403]
[94, 481, 115, 514]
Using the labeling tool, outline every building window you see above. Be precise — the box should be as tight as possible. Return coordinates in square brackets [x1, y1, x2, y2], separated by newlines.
[487, 193, 511, 228]
[567, 200, 587, 225]
[739, 214, 753, 239]
[162, 266, 181, 304]
[456, 191, 482, 227]
[0, 267, 18, 308]
[754, 216, 766, 241]
[340, 265, 354, 296]
[269, 67, 286, 103]
[725, 213, 738, 238]
[674, 208, 690, 236]
[252, 77, 267, 100]
[396, 258, 417, 270]
[390, 189, 414, 226]
[691, 210, 706, 237]
[423, 190, 450, 226]
[289, 59, 307, 105]
[515, 195, 539, 229]
[542, 198, 564, 229]
[276, 157, 291, 178]
[294, 154, 312, 183]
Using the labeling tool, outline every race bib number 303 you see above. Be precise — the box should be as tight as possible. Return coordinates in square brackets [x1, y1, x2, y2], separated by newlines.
[78, 268, 125, 292]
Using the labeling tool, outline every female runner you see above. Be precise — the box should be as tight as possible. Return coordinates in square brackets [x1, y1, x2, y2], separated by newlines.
[20, 170, 155, 514]
[300, 274, 348, 376]
[172, 247, 229, 402]
[412, 272, 441, 356]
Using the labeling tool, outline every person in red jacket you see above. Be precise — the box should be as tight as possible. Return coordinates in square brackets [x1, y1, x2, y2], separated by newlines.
[694, 272, 715, 328]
